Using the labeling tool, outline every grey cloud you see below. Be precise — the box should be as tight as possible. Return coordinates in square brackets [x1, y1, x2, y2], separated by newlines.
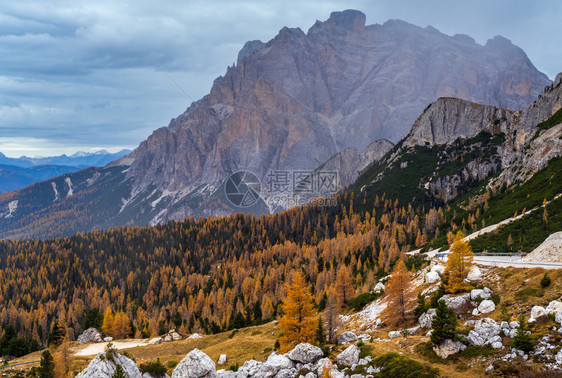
[0, 0, 559, 157]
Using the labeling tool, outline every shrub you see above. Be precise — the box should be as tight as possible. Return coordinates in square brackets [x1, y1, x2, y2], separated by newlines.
[372, 352, 439, 377]
[347, 292, 380, 311]
[540, 273, 551, 288]
[511, 314, 534, 352]
[139, 359, 167, 376]
[167, 361, 178, 368]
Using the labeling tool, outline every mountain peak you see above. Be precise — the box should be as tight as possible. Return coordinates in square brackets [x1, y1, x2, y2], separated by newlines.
[326, 9, 366, 30]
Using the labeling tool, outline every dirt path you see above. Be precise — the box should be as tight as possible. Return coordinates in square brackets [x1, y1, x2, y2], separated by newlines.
[74, 339, 150, 356]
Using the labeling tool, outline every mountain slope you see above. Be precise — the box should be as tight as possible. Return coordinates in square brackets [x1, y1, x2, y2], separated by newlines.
[0, 10, 552, 240]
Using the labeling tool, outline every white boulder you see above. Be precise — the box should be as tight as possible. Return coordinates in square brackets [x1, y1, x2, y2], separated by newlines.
[419, 309, 437, 329]
[442, 293, 472, 313]
[432, 339, 466, 358]
[77, 328, 103, 344]
[466, 266, 482, 282]
[425, 271, 441, 284]
[285, 343, 323, 364]
[470, 287, 492, 300]
[431, 264, 445, 275]
[529, 306, 547, 323]
[103, 336, 113, 342]
[172, 348, 216, 378]
[148, 337, 163, 345]
[467, 318, 501, 346]
[188, 333, 203, 340]
[388, 331, 401, 339]
[478, 300, 496, 314]
[373, 282, 385, 293]
[336, 345, 360, 367]
[337, 331, 358, 345]
[76, 351, 142, 378]
[218, 354, 227, 365]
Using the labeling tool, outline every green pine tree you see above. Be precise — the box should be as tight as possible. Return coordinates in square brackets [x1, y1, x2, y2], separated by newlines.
[38, 350, 55, 378]
[46, 319, 66, 346]
[112, 364, 127, 378]
[430, 300, 457, 345]
[511, 314, 534, 352]
[414, 292, 428, 317]
[315, 316, 326, 346]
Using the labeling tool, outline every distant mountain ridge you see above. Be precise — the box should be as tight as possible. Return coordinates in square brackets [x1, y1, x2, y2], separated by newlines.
[0, 149, 131, 168]
[0, 10, 554, 239]
[0, 150, 130, 194]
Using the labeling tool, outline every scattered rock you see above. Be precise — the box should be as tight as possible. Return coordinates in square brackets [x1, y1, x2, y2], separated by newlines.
[148, 337, 163, 345]
[468, 318, 501, 346]
[172, 348, 216, 378]
[442, 293, 472, 313]
[388, 331, 401, 339]
[76, 351, 142, 378]
[431, 264, 445, 275]
[419, 309, 437, 329]
[218, 354, 227, 365]
[478, 300, 496, 314]
[373, 282, 385, 293]
[103, 337, 113, 342]
[529, 306, 547, 323]
[433, 339, 467, 358]
[425, 271, 441, 284]
[337, 331, 358, 345]
[336, 345, 360, 367]
[285, 343, 323, 364]
[187, 333, 203, 340]
[406, 326, 420, 335]
[77, 328, 103, 344]
[262, 352, 295, 375]
[163, 330, 182, 342]
[470, 287, 492, 300]
[466, 266, 482, 282]
[486, 364, 494, 372]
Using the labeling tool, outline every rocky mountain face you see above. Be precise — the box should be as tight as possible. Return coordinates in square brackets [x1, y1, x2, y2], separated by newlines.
[121, 10, 548, 217]
[358, 73, 562, 205]
[0, 10, 553, 239]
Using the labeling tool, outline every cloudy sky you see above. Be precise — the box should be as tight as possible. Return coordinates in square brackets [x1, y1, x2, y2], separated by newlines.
[0, 0, 560, 157]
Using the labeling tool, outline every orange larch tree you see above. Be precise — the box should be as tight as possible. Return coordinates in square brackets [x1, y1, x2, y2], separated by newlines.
[278, 271, 317, 351]
[385, 259, 412, 326]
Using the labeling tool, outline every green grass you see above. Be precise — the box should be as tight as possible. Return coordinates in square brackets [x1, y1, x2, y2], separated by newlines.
[537, 107, 562, 131]
[469, 195, 562, 252]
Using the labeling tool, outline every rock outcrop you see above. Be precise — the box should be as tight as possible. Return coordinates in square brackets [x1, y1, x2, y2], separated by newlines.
[433, 339, 467, 358]
[76, 351, 142, 378]
[467, 318, 502, 348]
[336, 345, 360, 367]
[172, 348, 216, 378]
[284, 343, 323, 364]
[77, 328, 103, 344]
[419, 309, 437, 329]
[337, 331, 358, 345]
[523, 232, 562, 263]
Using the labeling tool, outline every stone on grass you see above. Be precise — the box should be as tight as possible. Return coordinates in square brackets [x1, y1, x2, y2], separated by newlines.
[285, 343, 323, 364]
[336, 345, 360, 367]
[171, 348, 216, 378]
[432, 339, 466, 359]
[337, 331, 358, 345]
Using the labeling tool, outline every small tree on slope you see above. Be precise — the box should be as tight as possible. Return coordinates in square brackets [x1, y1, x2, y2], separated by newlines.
[430, 300, 457, 345]
[444, 231, 473, 293]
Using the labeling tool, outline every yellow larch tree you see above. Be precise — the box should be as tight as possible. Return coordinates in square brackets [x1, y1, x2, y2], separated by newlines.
[278, 271, 317, 351]
[101, 307, 114, 336]
[444, 231, 474, 293]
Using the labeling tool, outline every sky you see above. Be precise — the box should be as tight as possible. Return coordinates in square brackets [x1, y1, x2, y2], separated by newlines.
[0, 0, 560, 157]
